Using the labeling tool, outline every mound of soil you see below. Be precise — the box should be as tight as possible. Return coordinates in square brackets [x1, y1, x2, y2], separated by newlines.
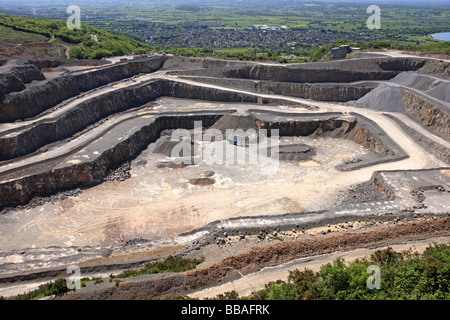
[209, 114, 260, 137]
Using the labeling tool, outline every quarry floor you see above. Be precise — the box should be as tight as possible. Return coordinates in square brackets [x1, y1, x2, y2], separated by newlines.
[0, 96, 447, 253]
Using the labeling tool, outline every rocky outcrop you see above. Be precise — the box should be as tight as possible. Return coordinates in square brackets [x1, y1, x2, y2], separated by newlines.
[0, 60, 45, 97]
[401, 89, 450, 137]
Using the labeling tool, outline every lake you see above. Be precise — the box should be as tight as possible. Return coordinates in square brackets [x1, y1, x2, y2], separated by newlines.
[431, 32, 450, 41]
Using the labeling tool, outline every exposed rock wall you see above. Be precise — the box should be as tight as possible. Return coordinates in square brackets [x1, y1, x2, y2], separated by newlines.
[0, 79, 305, 161]
[401, 89, 450, 137]
[417, 59, 450, 78]
[174, 57, 429, 83]
[0, 56, 167, 122]
[257, 112, 408, 171]
[258, 116, 389, 154]
[0, 80, 164, 160]
[164, 80, 274, 104]
[180, 76, 377, 102]
[0, 113, 225, 209]
[384, 114, 450, 164]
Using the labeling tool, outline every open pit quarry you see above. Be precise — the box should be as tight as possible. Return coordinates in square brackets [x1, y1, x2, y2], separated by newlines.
[0, 53, 449, 299]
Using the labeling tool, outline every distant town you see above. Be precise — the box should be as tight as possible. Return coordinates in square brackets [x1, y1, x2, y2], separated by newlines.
[125, 22, 384, 52]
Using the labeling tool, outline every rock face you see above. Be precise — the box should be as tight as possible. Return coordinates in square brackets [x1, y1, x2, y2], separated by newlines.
[176, 57, 428, 83]
[256, 111, 408, 170]
[401, 89, 450, 137]
[0, 113, 225, 209]
[181, 76, 377, 102]
[0, 78, 299, 161]
[0, 79, 165, 160]
[0, 60, 45, 97]
[0, 56, 167, 122]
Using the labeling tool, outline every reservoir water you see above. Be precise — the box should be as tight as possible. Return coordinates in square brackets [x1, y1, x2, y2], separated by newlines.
[431, 32, 450, 41]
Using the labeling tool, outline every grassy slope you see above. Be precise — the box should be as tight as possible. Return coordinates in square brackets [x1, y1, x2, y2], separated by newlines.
[0, 14, 150, 59]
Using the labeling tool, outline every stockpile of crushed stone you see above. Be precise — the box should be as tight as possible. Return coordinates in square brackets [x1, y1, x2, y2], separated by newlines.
[426, 82, 450, 102]
[349, 83, 405, 112]
[209, 114, 260, 137]
[391, 72, 440, 91]
[350, 71, 450, 111]
[391, 72, 450, 102]
[153, 136, 194, 158]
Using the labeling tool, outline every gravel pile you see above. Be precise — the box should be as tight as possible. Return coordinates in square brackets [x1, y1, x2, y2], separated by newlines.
[350, 71, 450, 111]
[391, 72, 450, 102]
[349, 83, 405, 112]
[153, 136, 194, 158]
[209, 114, 260, 137]
[334, 181, 387, 206]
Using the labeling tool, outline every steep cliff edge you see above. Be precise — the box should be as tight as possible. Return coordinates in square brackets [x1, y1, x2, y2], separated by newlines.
[0, 56, 167, 122]
[173, 57, 429, 83]
[179, 76, 377, 102]
[401, 89, 450, 137]
[0, 78, 306, 161]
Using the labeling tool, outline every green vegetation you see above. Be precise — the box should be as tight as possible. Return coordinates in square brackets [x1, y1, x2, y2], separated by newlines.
[143, 243, 450, 301]
[0, 14, 150, 59]
[111, 255, 204, 278]
[8, 278, 71, 300]
[3, 256, 203, 300]
[240, 243, 450, 300]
